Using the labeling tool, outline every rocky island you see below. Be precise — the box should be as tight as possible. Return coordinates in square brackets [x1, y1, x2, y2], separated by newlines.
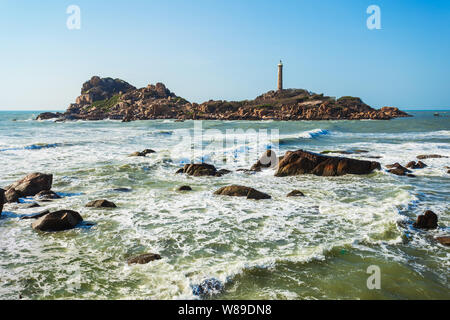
[37, 76, 410, 122]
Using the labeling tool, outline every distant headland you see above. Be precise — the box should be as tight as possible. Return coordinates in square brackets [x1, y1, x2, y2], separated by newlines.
[37, 64, 410, 122]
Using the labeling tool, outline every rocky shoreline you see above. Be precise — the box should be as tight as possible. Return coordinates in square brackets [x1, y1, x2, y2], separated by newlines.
[36, 76, 411, 122]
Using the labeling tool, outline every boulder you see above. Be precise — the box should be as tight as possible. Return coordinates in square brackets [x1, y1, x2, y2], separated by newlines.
[177, 163, 218, 176]
[85, 199, 117, 208]
[275, 150, 380, 177]
[214, 185, 271, 200]
[36, 112, 62, 121]
[35, 190, 61, 200]
[250, 150, 278, 171]
[435, 236, 450, 246]
[413, 210, 438, 229]
[129, 149, 156, 157]
[386, 163, 413, 176]
[127, 253, 161, 265]
[417, 154, 447, 160]
[5, 188, 20, 203]
[31, 210, 83, 232]
[5, 173, 52, 202]
[287, 190, 305, 197]
[405, 161, 427, 169]
[177, 186, 192, 191]
[0, 188, 4, 214]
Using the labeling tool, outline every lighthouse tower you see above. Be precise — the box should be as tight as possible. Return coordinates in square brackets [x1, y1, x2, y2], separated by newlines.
[277, 60, 283, 91]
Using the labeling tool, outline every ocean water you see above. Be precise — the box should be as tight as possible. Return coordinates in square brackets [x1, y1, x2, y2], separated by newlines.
[0, 110, 449, 300]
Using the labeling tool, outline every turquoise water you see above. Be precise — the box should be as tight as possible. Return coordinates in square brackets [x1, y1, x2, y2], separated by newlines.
[0, 110, 449, 299]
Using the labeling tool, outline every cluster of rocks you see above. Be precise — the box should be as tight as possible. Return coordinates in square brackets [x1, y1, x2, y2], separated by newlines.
[36, 77, 410, 122]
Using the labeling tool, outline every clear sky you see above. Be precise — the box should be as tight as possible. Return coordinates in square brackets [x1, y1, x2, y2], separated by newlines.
[0, 0, 449, 110]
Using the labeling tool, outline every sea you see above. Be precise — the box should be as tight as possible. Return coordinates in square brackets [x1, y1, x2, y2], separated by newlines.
[0, 110, 449, 299]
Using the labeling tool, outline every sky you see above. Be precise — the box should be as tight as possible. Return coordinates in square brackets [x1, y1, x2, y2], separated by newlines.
[0, 0, 449, 110]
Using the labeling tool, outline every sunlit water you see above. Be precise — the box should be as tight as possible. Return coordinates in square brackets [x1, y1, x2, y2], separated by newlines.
[0, 111, 449, 300]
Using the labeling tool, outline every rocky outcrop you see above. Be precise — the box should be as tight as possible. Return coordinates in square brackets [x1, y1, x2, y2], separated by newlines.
[127, 253, 161, 265]
[0, 188, 4, 214]
[36, 112, 64, 120]
[214, 185, 271, 200]
[386, 163, 414, 177]
[275, 150, 380, 177]
[287, 190, 305, 197]
[4, 173, 53, 202]
[413, 210, 438, 229]
[176, 163, 230, 177]
[85, 199, 117, 208]
[31, 210, 83, 232]
[36, 77, 410, 122]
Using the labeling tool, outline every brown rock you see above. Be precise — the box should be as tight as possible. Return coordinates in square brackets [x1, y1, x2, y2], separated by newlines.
[32, 210, 83, 232]
[178, 163, 218, 176]
[287, 190, 305, 197]
[435, 236, 450, 246]
[413, 210, 438, 229]
[6, 173, 53, 202]
[406, 161, 427, 169]
[214, 185, 271, 200]
[5, 188, 20, 203]
[275, 150, 380, 177]
[127, 253, 162, 265]
[86, 199, 117, 208]
[417, 154, 447, 160]
[387, 163, 412, 176]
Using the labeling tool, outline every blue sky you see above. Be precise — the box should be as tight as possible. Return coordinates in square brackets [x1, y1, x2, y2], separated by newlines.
[0, 0, 449, 110]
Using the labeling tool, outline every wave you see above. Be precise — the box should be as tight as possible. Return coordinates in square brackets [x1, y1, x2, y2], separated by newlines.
[0, 143, 62, 152]
[277, 129, 330, 145]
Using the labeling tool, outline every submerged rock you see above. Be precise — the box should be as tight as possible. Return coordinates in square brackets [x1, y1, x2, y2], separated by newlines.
[275, 150, 380, 177]
[435, 236, 450, 246]
[35, 190, 61, 200]
[214, 185, 271, 200]
[413, 210, 438, 229]
[127, 253, 161, 265]
[5, 173, 53, 202]
[85, 199, 117, 208]
[32, 210, 83, 232]
[417, 154, 447, 160]
[177, 186, 192, 191]
[0, 188, 4, 214]
[250, 150, 279, 171]
[129, 149, 156, 157]
[287, 190, 305, 197]
[36, 112, 63, 121]
[387, 163, 413, 176]
[192, 278, 224, 297]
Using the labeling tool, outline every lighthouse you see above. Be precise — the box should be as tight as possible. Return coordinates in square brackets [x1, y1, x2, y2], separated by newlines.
[277, 60, 283, 91]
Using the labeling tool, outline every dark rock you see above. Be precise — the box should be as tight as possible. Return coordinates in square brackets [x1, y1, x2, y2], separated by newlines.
[413, 210, 438, 229]
[387, 163, 412, 176]
[24, 202, 41, 208]
[216, 169, 232, 177]
[178, 186, 192, 191]
[36, 112, 63, 120]
[127, 253, 161, 265]
[178, 163, 218, 176]
[85, 199, 117, 208]
[20, 210, 50, 220]
[0, 188, 4, 214]
[192, 278, 224, 297]
[250, 150, 278, 171]
[406, 161, 427, 169]
[35, 190, 61, 200]
[5, 173, 52, 202]
[435, 236, 450, 246]
[31, 210, 83, 232]
[275, 150, 380, 177]
[287, 190, 305, 197]
[214, 185, 271, 200]
[112, 188, 132, 193]
[417, 154, 447, 160]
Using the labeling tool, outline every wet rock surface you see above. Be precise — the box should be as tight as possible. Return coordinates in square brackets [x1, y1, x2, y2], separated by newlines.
[214, 185, 271, 200]
[127, 253, 161, 265]
[31, 210, 83, 232]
